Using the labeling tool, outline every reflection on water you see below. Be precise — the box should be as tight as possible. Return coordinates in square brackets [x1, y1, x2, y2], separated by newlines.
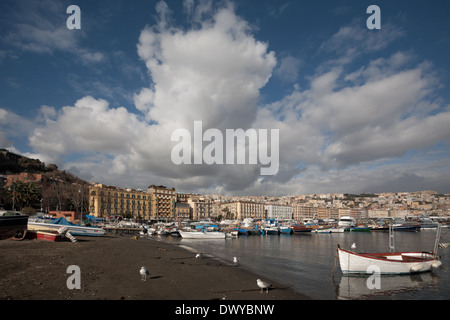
[158, 230, 449, 299]
[335, 272, 440, 300]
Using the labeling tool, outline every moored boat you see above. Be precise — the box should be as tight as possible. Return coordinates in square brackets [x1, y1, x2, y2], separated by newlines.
[393, 224, 421, 232]
[330, 227, 345, 233]
[178, 230, 225, 239]
[292, 225, 312, 234]
[337, 224, 443, 274]
[337, 245, 441, 274]
[348, 226, 371, 232]
[279, 227, 292, 234]
[312, 228, 331, 234]
[264, 227, 280, 235]
[338, 216, 356, 228]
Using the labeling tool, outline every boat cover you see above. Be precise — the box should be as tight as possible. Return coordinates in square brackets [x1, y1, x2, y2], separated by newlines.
[49, 217, 78, 226]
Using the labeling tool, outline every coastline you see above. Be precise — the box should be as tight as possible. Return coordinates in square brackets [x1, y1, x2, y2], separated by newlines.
[0, 233, 310, 300]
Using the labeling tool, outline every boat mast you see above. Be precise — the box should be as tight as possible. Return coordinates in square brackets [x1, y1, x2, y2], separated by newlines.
[433, 223, 442, 258]
[389, 223, 395, 253]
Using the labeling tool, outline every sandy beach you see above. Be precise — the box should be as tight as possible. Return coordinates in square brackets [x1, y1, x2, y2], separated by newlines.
[0, 233, 310, 301]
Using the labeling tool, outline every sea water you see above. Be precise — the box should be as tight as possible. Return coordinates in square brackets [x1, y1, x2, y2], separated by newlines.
[161, 229, 450, 299]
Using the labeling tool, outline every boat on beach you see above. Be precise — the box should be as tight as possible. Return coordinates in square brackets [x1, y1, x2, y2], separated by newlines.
[28, 217, 106, 236]
[0, 211, 28, 240]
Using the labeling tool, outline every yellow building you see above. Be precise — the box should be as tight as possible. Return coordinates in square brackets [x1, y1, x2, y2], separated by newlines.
[89, 183, 151, 220]
[220, 201, 265, 220]
[147, 185, 176, 220]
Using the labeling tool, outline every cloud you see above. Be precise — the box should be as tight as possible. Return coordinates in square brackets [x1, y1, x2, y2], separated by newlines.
[25, 1, 277, 191]
[274, 54, 302, 83]
[11, 1, 450, 195]
[1, 0, 104, 64]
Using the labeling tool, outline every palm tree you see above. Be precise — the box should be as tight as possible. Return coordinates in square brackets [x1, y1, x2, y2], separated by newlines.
[10, 181, 41, 211]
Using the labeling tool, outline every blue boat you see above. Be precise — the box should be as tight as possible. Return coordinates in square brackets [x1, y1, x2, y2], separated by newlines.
[235, 228, 249, 236]
[279, 227, 292, 234]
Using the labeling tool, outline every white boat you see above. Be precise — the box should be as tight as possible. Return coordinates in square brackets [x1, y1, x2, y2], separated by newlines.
[28, 220, 106, 237]
[312, 228, 331, 233]
[338, 216, 356, 227]
[337, 224, 443, 274]
[330, 227, 345, 233]
[179, 230, 225, 239]
[337, 245, 441, 274]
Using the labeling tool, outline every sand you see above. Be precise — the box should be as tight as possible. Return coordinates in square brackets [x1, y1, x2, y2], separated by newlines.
[0, 233, 310, 301]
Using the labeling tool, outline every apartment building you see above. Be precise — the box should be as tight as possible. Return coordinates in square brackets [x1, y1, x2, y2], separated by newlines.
[265, 204, 293, 220]
[89, 183, 151, 219]
[221, 201, 265, 220]
[147, 185, 176, 220]
[292, 205, 316, 221]
[175, 202, 191, 220]
[187, 196, 212, 220]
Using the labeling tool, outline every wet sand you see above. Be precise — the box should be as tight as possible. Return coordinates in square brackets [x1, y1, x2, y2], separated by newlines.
[0, 233, 310, 300]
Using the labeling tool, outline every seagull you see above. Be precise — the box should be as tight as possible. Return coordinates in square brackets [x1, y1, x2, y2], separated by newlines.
[351, 243, 357, 250]
[256, 279, 271, 293]
[140, 266, 149, 281]
[195, 253, 202, 259]
[233, 256, 239, 267]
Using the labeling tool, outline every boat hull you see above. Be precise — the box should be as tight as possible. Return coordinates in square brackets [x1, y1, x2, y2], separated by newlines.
[292, 226, 312, 233]
[338, 246, 440, 274]
[0, 214, 28, 240]
[179, 230, 225, 239]
[28, 222, 106, 236]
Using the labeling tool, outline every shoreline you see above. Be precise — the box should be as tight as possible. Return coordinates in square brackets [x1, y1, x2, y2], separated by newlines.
[0, 233, 310, 300]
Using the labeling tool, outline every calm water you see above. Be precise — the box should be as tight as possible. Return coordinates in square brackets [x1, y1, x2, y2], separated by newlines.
[161, 229, 450, 299]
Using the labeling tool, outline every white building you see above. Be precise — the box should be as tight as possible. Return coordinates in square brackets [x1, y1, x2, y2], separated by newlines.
[265, 204, 293, 220]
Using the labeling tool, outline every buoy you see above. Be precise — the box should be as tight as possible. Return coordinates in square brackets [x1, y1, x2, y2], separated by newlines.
[410, 263, 424, 272]
[431, 260, 442, 268]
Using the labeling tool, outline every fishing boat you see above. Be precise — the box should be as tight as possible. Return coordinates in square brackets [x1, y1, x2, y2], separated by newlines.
[393, 223, 421, 232]
[279, 227, 292, 234]
[28, 217, 106, 236]
[312, 228, 331, 234]
[178, 230, 225, 239]
[235, 228, 249, 236]
[292, 224, 312, 234]
[0, 211, 28, 240]
[264, 226, 280, 235]
[337, 246, 441, 274]
[348, 226, 371, 232]
[338, 216, 356, 227]
[330, 227, 345, 233]
[337, 225, 443, 275]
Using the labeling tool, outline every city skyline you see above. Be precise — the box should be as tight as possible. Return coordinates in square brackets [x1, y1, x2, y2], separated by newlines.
[1, 1, 450, 196]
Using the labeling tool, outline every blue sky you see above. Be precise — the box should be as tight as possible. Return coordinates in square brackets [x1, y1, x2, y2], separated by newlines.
[1, 0, 450, 195]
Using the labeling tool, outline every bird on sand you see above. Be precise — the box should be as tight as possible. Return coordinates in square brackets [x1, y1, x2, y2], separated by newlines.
[140, 266, 149, 281]
[233, 256, 239, 267]
[256, 279, 271, 293]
